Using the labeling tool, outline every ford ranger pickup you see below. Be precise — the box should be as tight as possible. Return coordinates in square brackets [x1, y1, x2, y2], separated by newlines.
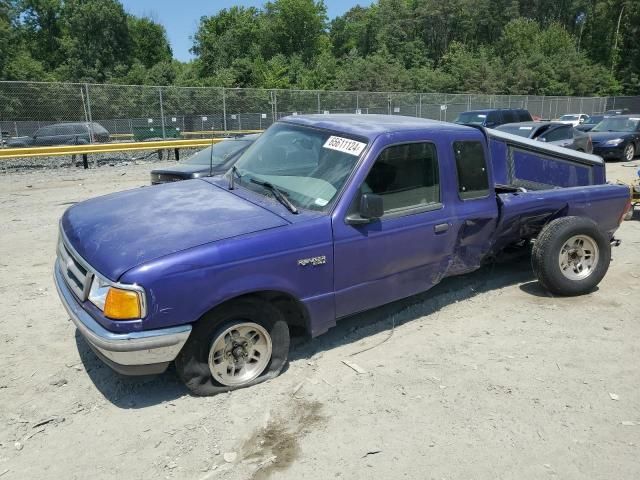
[54, 114, 631, 395]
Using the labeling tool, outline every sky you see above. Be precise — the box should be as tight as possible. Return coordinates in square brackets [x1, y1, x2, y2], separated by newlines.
[120, 0, 374, 62]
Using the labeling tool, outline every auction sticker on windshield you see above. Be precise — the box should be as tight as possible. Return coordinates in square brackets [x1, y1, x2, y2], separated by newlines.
[323, 136, 367, 156]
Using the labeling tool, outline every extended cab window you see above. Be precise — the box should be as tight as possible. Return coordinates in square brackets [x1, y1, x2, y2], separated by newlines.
[454, 141, 489, 200]
[363, 142, 440, 214]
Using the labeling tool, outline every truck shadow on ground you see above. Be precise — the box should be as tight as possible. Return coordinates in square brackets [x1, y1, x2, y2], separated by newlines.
[78, 253, 538, 408]
[289, 253, 536, 363]
[75, 332, 188, 408]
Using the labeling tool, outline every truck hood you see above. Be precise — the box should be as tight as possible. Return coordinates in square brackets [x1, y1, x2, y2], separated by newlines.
[61, 180, 289, 280]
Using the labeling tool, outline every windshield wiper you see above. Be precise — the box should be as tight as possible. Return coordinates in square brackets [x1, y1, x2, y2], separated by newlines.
[250, 179, 299, 214]
[228, 165, 241, 190]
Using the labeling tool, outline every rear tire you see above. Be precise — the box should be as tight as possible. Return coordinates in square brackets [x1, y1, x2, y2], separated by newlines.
[175, 298, 290, 396]
[532, 216, 611, 296]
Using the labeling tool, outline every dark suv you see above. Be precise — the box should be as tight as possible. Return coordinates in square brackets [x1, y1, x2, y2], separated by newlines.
[454, 109, 533, 128]
[7, 122, 110, 148]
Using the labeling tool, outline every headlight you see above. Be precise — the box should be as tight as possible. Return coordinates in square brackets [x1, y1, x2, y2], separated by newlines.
[89, 276, 143, 320]
[604, 138, 624, 146]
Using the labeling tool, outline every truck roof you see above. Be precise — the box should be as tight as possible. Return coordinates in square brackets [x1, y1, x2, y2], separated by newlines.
[280, 114, 473, 140]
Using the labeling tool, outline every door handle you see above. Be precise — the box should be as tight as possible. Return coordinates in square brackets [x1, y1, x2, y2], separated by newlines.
[434, 223, 449, 234]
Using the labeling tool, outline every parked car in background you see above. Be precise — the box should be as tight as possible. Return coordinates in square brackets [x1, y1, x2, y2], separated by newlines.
[150, 134, 259, 185]
[6, 122, 110, 148]
[590, 115, 640, 161]
[604, 108, 630, 116]
[496, 121, 592, 152]
[557, 114, 590, 126]
[454, 108, 532, 128]
[575, 115, 607, 132]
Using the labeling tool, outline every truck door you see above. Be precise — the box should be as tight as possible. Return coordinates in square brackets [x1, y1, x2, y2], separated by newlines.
[332, 139, 457, 318]
[446, 140, 499, 275]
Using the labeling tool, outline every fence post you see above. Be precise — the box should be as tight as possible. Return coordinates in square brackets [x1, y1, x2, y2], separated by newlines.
[222, 87, 227, 131]
[418, 94, 422, 118]
[84, 84, 93, 138]
[356, 93, 359, 112]
[274, 90, 278, 120]
[317, 92, 321, 114]
[158, 87, 166, 139]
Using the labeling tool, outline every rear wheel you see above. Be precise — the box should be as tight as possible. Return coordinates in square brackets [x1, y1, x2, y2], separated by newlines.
[175, 298, 290, 396]
[623, 143, 635, 162]
[532, 217, 611, 296]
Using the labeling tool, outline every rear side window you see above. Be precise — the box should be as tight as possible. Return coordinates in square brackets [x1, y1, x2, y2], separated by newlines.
[363, 142, 440, 214]
[502, 110, 518, 123]
[55, 125, 75, 135]
[518, 110, 533, 121]
[74, 124, 89, 134]
[453, 141, 490, 200]
[36, 126, 54, 136]
[487, 111, 500, 124]
[91, 123, 108, 135]
[542, 126, 572, 142]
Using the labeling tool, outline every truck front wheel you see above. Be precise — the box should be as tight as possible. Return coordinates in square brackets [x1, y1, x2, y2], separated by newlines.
[532, 216, 611, 296]
[175, 298, 290, 395]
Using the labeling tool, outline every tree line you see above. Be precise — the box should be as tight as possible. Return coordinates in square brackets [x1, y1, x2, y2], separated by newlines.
[1, 0, 638, 96]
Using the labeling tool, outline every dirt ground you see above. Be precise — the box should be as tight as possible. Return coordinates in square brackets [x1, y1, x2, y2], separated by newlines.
[0, 158, 639, 480]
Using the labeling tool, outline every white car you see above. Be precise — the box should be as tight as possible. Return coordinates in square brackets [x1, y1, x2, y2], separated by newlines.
[557, 114, 590, 126]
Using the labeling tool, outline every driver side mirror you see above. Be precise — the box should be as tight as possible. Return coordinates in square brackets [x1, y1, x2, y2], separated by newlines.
[346, 193, 384, 225]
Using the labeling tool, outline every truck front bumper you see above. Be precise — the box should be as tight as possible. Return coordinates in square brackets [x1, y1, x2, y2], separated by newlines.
[54, 260, 191, 375]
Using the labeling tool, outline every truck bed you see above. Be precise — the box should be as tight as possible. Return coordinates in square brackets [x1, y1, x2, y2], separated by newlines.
[486, 128, 606, 189]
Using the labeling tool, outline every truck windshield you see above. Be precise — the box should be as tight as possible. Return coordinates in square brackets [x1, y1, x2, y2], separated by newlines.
[185, 140, 251, 165]
[228, 123, 367, 211]
[591, 117, 640, 132]
[455, 112, 487, 125]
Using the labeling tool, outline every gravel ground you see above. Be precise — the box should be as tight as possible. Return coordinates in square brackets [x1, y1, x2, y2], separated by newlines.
[0, 159, 639, 480]
[0, 148, 199, 173]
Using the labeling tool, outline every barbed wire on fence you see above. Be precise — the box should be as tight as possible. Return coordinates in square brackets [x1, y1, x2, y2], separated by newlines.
[0, 80, 635, 139]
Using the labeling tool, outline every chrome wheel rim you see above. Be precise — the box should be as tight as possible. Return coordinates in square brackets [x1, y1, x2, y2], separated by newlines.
[625, 144, 634, 161]
[208, 322, 272, 387]
[558, 235, 599, 281]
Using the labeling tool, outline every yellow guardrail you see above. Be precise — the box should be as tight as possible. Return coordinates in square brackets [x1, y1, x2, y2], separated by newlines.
[110, 130, 262, 139]
[0, 138, 225, 160]
[181, 130, 263, 136]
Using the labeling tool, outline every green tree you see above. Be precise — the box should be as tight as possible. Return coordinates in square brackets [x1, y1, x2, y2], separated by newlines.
[192, 6, 262, 76]
[128, 16, 172, 69]
[57, 0, 131, 82]
[261, 0, 328, 62]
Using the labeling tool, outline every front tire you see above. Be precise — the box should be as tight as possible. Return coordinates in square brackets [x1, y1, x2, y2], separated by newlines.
[623, 143, 635, 162]
[532, 217, 611, 296]
[175, 298, 290, 396]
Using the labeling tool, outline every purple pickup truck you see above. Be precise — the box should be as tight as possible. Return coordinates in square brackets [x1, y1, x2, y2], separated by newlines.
[54, 115, 631, 395]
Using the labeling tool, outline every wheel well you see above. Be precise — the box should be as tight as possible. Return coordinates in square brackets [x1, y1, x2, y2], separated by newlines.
[210, 291, 311, 338]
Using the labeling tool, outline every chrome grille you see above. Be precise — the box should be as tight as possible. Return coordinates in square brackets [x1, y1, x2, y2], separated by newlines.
[57, 237, 93, 300]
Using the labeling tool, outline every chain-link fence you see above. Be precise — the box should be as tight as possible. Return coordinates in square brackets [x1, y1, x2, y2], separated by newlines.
[0, 80, 628, 142]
